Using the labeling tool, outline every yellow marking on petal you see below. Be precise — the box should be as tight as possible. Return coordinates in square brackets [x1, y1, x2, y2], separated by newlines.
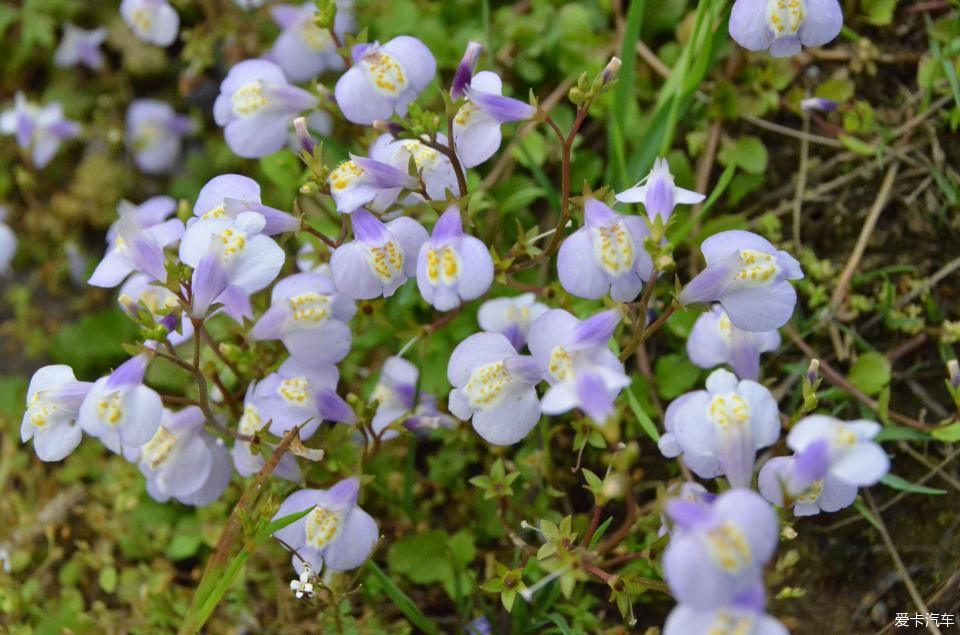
[97, 392, 124, 426]
[425, 248, 440, 285]
[735, 249, 780, 285]
[239, 404, 264, 435]
[299, 21, 334, 52]
[704, 521, 753, 573]
[218, 228, 247, 258]
[400, 140, 441, 169]
[288, 292, 331, 324]
[201, 205, 228, 220]
[305, 505, 342, 549]
[548, 346, 573, 382]
[591, 221, 635, 276]
[767, 0, 806, 36]
[707, 393, 750, 431]
[141, 426, 177, 469]
[231, 81, 270, 118]
[463, 360, 511, 409]
[833, 427, 857, 447]
[278, 377, 310, 404]
[454, 102, 480, 127]
[709, 611, 755, 635]
[717, 313, 733, 338]
[28, 393, 51, 429]
[360, 49, 409, 97]
[329, 160, 364, 191]
[796, 478, 824, 504]
[441, 246, 460, 284]
[366, 239, 404, 282]
[131, 8, 153, 34]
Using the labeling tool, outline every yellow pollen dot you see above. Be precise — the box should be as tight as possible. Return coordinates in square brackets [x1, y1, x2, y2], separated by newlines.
[299, 21, 334, 52]
[329, 160, 365, 191]
[278, 377, 310, 404]
[833, 427, 857, 447]
[97, 392, 124, 426]
[463, 361, 511, 408]
[288, 292, 331, 324]
[708, 611, 755, 635]
[426, 248, 440, 285]
[218, 228, 247, 258]
[707, 393, 750, 430]
[360, 49, 409, 97]
[796, 478, 824, 503]
[766, 0, 805, 36]
[131, 8, 153, 34]
[28, 393, 51, 429]
[454, 102, 480, 127]
[704, 521, 752, 573]
[366, 239, 404, 282]
[142, 427, 177, 469]
[305, 505, 342, 549]
[239, 404, 264, 435]
[400, 140, 440, 169]
[548, 346, 573, 381]
[202, 205, 228, 220]
[591, 221, 635, 276]
[735, 249, 780, 286]
[231, 81, 270, 118]
[717, 313, 733, 338]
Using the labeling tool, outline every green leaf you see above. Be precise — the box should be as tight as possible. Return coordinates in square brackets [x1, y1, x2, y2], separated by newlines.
[654, 354, 701, 400]
[861, 0, 900, 26]
[588, 516, 614, 550]
[366, 561, 439, 635]
[258, 151, 304, 193]
[718, 136, 768, 175]
[874, 426, 930, 442]
[98, 566, 118, 594]
[626, 387, 660, 442]
[848, 352, 891, 396]
[881, 473, 947, 496]
[853, 500, 883, 531]
[931, 423, 960, 443]
[387, 530, 453, 584]
[838, 134, 877, 156]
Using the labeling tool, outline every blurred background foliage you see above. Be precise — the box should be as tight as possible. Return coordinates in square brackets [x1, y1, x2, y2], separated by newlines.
[1, 0, 960, 633]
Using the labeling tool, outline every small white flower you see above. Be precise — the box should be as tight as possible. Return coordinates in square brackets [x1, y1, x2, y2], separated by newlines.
[290, 567, 315, 599]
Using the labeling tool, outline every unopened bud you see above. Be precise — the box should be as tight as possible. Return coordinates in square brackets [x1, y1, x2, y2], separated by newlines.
[601, 56, 622, 85]
[293, 117, 315, 154]
[801, 97, 838, 113]
[948, 359, 960, 390]
[372, 119, 405, 136]
[806, 359, 820, 385]
[451, 41, 483, 99]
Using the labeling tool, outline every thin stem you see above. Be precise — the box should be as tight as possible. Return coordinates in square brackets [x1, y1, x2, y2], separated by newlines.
[302, 222, 337, 248]
[544, 107, 589, 258]
[581, 504, 604, 548]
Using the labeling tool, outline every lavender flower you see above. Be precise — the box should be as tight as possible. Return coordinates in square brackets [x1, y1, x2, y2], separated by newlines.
[192, 174, 300, 235]
[232, 383, 303, 482]
[0, 207, 16, 275]
[213, 59, 319, 158]
[660, 369, 780, 489]
[527, 309, 630, 423]
[730, 0, 843, 58]
[615, 157, 705, 222]
[786, 415, 889, 486]
[801, 97, 838, 112]
[78, 355, 163, 453]
[272, 477, 379, 574]
[127, 407, 232, 506]
[452, 71, 536, 168]
[327, 154, 417, 214]
[447, 333, 542, 445]
[758, 445, 857, 516]
[679, 230, 803, 332]
[370, 134, 460, 202]
[89, 198, 185, 288]
[121, 0, 180, 47]
[54, 24, 108, 70]
[664, 604, 789, 635]
[119, 273, 194, 347]
[330, 209, 427, 300]
[371, 356, 453, 438]
[21, 365, 92, 462]
[687, 305, 781, 381]
[250, 272, 356, 364]
[416, 206, 493, 311]
[179, 211, 285, 320]
[335, 36, 436, 125]
[126, 99, 193, 174]
[268, 2, 354, 82]
[451, 41, 483, 100]
[477, 293, 548, 351]
[256, 358, 355, 440]
[1, 92, 80, 168]
[659, 482, 715, 537]
[663, 489, 779, 610]
[557, 198, 653, 302]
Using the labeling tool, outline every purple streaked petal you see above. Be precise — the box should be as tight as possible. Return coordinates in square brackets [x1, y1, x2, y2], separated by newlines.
[465, 89, 536, 123]
[191, 252, 229, 317]
[678, 258, 737, 306]
[350, 208, 388, 244]
[353, 155, 418, 189]
[568, 309, 620, 350]
[107, 354, 149, 389]
[558, 229, 608, 300]
[216, 284, 253, 322]
[316, 388, 356, 424]
[665, 499, 713, 531]
[503, 355, 542, 384]
[583, 198, 618, 227]
[451, 41, 483, 99]
[792, 438, 830, 490]
[432, 206, 463, 241]
[576, 372, 614, 421]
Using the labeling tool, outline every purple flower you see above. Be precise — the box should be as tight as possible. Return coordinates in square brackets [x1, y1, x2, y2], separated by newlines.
[786, 415, 889, 486]
[272, 477, 379, 574]
[119, 273, 194, 347]
[54, 24, 108, 70]
[179, 211, 285, 320]
[121, 0, 179, 47]
[451, 41, 483, 100]
[447, 333, 542, 445]
[663, 489, 779, 610]
[687, 305, 781, 381]
[416, 206, 493, 311]
[21, 365, 92, 462]
[477, 293, 548, 351]
[527, 309, 630, 423]
[370, 133, 461, 203]
[679, 230, 803, 332]
[0, 207, 17, 275]
[758, 448, 857, 516]
[452, 71, 536, 168]
[192, 174, 300, 235]
[1, 92, 80, 168]
[557, 198, 653, 302]
[232, 383, 303, 482]
[330, 209, 427, 300]
[127, 407, 232, 506]
[214, 59, 319, 158]
[614, 157, 705, 222]
[250, 272, 356, 363]
[327, 154, 417, 214]
[335, 36, 436, 125]
[658, 482, 715, 537]
[267, 2, 354, 82]
[256, 358, 355, 440]
[801, 97, 838, 112]
[126, 99, 193, 174]
[370, 356, 453, 438]
[730, 0, 843, 58]
[78, 355, 163, 453]
[89, 198, 184, 288]
[664, 604, 788, 635]
[660, 369, 780, 488]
